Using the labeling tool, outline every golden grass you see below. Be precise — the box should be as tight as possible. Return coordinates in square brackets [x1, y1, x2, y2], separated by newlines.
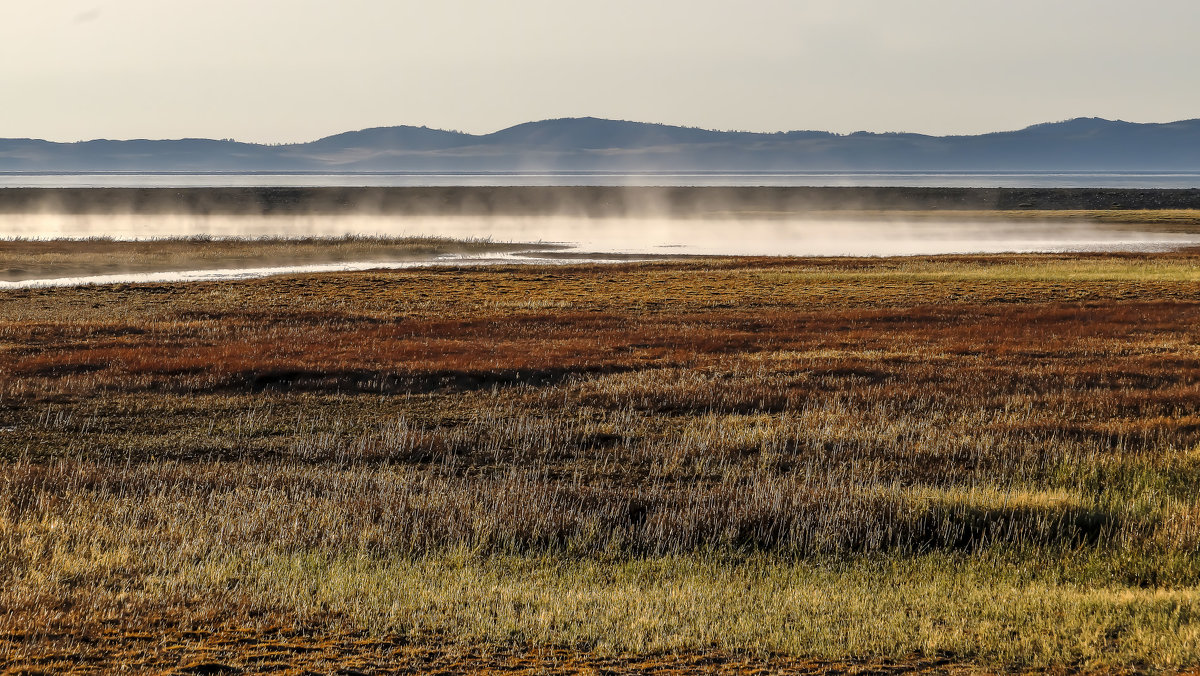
[7, 550, 1199, 671]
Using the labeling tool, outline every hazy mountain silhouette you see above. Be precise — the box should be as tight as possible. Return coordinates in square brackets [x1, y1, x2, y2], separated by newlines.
[297, 126, 474, 152]
[482, 117, 779, 149]
[2, 117, 1198, 172]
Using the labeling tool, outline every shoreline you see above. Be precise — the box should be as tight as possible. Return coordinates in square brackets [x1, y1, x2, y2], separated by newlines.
[0, 253, 661, 289]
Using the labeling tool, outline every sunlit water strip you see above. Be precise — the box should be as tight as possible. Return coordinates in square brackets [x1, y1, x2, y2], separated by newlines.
[0, 253, 647, 289]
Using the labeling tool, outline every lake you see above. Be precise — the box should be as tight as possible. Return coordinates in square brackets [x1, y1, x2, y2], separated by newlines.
[4, 212, 1197, 257]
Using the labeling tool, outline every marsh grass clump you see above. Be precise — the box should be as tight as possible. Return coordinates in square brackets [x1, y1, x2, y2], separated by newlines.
[2, 252, 1200, 671]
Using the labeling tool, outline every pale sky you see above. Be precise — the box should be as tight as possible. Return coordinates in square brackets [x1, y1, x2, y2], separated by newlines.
[2, 0, 1198, 143]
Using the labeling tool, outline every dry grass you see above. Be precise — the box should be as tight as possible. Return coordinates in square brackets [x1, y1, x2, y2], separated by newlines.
[0, 235, 557, 282]
[2, 252, 1200, 672]
[764, 209, 1200, 229]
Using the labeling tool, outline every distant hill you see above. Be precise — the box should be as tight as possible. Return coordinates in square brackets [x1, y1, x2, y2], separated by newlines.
[1, 117, 1198, 172]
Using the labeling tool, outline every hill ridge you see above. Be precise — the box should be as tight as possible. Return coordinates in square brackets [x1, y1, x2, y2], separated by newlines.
[2, 117, 1199, 171]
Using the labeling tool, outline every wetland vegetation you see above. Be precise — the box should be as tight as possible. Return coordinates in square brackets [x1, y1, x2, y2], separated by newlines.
[2, 246, 1200, 672]
[0, 236, 558, 283]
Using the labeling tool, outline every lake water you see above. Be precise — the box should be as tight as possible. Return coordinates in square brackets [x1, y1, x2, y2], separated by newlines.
[3, 172, 1200, 188]
[8, 214, 1198, 289]
[4, 180, 1198, 287]
[3, 212, 1198, 288]
[4, 212, 1198, 257]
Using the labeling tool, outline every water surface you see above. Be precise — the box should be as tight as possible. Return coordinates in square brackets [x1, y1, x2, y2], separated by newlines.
[3, 211, 1197, 288]
[4, 172, 1200, 189]
[4, 212, 1197, 255]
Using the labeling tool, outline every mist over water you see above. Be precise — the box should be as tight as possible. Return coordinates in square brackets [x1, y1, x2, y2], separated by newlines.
[4, 212, 1198, 256]
[3, 212, 1198, 288]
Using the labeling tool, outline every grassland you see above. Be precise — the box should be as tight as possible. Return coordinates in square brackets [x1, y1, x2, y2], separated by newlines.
[3, 249, 1200, 673]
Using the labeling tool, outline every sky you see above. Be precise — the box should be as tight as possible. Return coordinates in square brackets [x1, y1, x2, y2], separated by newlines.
[2, 0, 1198, 144]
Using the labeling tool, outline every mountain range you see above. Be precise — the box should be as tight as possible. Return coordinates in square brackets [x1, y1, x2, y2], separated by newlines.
[1, 117, 1198, 172]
